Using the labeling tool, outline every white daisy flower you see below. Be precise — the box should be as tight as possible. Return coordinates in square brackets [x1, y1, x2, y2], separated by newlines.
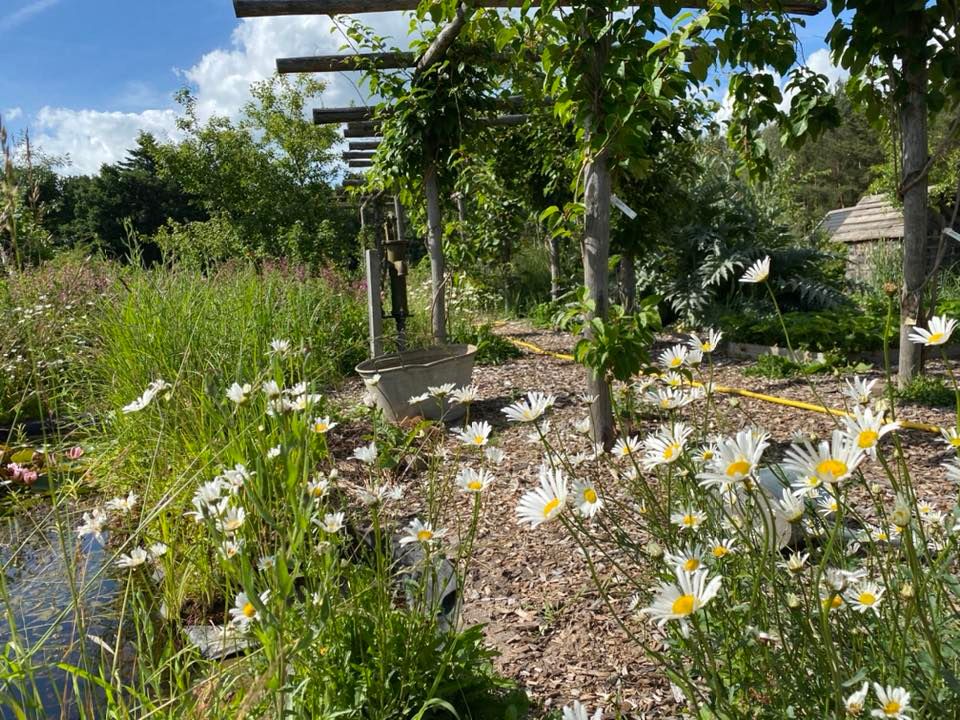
[562, 700, 602, 720]
[572, 479, 602, 518]
[222, 464, 252, 489]
[105, 491, 139, 514]
[456, 467, 494, 493]
[612, 435, 642, 459]
[697, 429, 769, 489]
[312, 416, 338, 434]
[268, 338, 291, 355]
[686, 348, 703, 366]
[408, 392, 430, 404]
[428, 383, 456, 398]
[640, 567, 722, 635]
[739, 255, 770, 284]
[266, 445, 282, 460]
[664, 545, 705, 573]
[662, 371, 685, 389]
[939, 426, 960, 450]
[671, 507, 707, 532]
[708, 537, 736, 559]
[871, 684, 911, 718]
[642, 423, 693, 470]
[502, 391, 555, 423]
[116, 547, 149, 569]
[262, 380, 282, 398]
[121, 379, 171, 414]
[845, 681, 869, 716]
[226, 382, 252, 405]
[399, 518, 447, 545]
[846, 581, 884, 615]
[76, 509, 108, 543]
[907, 314, 957, 346]
[451, 385, 480, 404]
[783, 430, 866, 491]
[577, 392, 599, 405]
[780, 551, 809, 574]
[454, 420, 493, 448]
[364, 373, 381, 388]
[321, 511, 344, 533]
[573, 417, 592, 435]
[842, 406, 899, 456]
[775, 489, 805, 523]
[688, 328, 723, 354]
[844, 375, 878, 407]
[257, 555, 276, 572]
[216, 506, 246, 534]
[306, 477, 329, 499]
[149, 543, 168, 559]
[516, 466, 568, 527]
[229, 589, 271, 631]
[484, 447, 506, 465]
[352, 442, 378, 465]
[659, 344, 688, 370]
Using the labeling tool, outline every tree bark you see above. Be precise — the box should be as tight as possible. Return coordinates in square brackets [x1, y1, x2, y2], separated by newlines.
[897, 10, 929, 387]
[618, 251, 636, 312]
[549, 236, 562, 301]
[582, 5, 614, 448]
[423, 161, 447, 344]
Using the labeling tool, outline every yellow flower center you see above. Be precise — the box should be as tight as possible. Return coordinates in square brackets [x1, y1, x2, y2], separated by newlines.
[417, 529, 433, 542]
[701, 342, 712, 352]
[315, 423, 328, 433]
[712, 546, 728, 558]
[660, 399, 671, 408]
[883, 700, 901, 715]
[543, 498, 560, 518]
[816, 458, 848, 481]
[583, 488, 598, 504]
[670, 357, 682, 367]
[683, 558, 700, 571]
[726, 460, 751, 478]
[663, 443, 679, 460]
[682, 514, 697, 527]
[242, 602, 256, 618]
[858, 592, 876, 606]
[671, 594, 695, 616]
[950, 437, 960, 447]
[467, 480, 483, 491]
[857, 429, 879, 449]
[928, 332, 944, 344]
[830, 595, 843, 610]
[473, 435, 485, 445]
[702, 450, 714, 460]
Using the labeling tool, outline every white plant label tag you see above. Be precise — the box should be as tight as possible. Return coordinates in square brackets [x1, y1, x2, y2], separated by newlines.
[944, 227, 960, 243]
[611, 194, 637, 220]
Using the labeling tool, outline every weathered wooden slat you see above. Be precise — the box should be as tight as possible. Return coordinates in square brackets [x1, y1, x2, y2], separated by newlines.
[313, 107, 374, 123]
[343, 150, 376, 160]
[236, 0, 825, 17]
[278, 51, 415, 74]
[349, 140, 381, 150]
[348, 160, 375, 167]
[343, 176, 367, 187]
[343, 121, 381, 138]
[483, 113, 529, 126]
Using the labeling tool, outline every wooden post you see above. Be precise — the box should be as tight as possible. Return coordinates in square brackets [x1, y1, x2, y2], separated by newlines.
[365, 249, 384, 357]
[582, 6, 614, 448]
[423, 161, 447, 344]
[897, 8, 929, 387]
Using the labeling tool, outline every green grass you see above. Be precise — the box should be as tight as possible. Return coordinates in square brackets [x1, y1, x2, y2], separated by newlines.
[896, 373, 957, 407]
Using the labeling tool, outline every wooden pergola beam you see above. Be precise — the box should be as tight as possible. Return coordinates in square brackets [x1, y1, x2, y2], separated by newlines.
[278, 51, 415, 74]
[349, 140, 381, 150]
[343, 150, 376, 160]
[313, 107, 374, 123]
[343, 121, 381, 138]
[347, 160, 374, 168]
[235, 0, 826, 17]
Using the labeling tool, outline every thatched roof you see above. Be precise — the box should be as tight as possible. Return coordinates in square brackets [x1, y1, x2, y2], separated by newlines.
[822, 194, 904, 244]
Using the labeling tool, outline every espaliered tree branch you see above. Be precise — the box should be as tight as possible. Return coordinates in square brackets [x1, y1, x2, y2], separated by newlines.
[235, 0, 825, 17]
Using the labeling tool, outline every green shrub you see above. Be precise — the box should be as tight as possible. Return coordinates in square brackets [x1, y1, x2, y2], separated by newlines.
[449, 323, 522, 366]
[742, 351, 862, 379]
[897, 374, 956, 407]
[719, 307, 888, 355]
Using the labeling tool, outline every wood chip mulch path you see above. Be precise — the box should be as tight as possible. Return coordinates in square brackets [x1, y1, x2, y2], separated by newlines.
[329, 321, 960, 719]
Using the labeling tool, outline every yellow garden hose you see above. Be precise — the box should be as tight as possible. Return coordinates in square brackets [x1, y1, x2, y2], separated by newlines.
[501, 334, 943, 435]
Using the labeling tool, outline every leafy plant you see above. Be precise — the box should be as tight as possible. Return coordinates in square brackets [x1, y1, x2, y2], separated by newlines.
[449, 323, 522, 366]
[897, 374, 956, 408]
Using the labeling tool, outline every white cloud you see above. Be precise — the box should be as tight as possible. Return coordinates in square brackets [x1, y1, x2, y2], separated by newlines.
[31, 107, 181, 175]
[4, 107, 23, 121]
[31, 13, 413, 175]
[0, 0, 60, 32]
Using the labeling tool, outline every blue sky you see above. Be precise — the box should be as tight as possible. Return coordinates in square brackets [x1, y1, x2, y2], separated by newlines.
[0, 0, 844, 175]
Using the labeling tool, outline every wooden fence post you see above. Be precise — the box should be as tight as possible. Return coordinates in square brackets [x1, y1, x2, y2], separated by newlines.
[423, 160, 447, 344]
[365, 249, 384, 357]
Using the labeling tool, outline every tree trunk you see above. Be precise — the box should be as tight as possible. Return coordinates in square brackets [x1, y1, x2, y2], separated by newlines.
[423, 161, 447, 344]
[897, 10, 929, 387]
[581, 6, 614, 448]
[618, 251, 636, 312]
[549, 236, 562, 301]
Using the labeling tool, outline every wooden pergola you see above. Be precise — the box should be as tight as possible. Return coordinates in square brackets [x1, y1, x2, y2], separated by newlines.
[234, 0, 826, 443]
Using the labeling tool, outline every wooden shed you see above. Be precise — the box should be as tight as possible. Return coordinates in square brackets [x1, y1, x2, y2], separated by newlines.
[821, 194, 904, 281]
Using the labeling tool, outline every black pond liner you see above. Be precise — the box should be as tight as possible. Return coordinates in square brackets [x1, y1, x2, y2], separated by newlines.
[0, 505, 121, 720]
